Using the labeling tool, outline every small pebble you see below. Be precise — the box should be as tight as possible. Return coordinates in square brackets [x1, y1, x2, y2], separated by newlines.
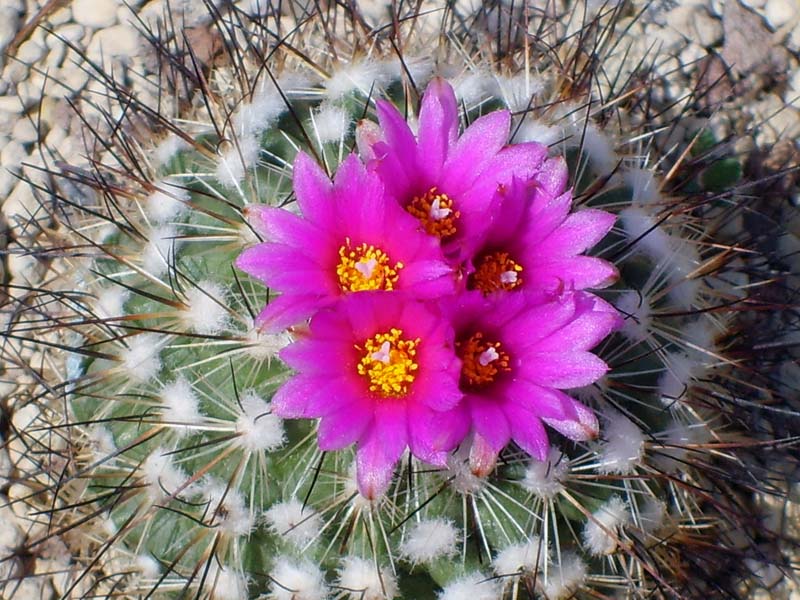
[73, 0, 119, 28]
[764, 0, 797, 29]
[87, 25, 140, 62]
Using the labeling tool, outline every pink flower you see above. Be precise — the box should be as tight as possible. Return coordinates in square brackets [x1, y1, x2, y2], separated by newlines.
[467, 166, 618, 296]
[357, 77, 548, 260]
[446, 290, 621, 462]
[235, 152, 454, 332]
[272, 292, 467, 499]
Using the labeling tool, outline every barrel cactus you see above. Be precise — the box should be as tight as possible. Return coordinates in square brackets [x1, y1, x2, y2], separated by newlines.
[2, 1, 796, 599]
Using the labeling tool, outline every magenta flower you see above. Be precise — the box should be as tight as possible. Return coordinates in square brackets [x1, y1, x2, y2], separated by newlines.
[446, 290, 621, 462]
[356, 77, 548, 260]
[235, 152, 454, 332]
[272, 292, 467, 499]
[467, 164, 618, 296]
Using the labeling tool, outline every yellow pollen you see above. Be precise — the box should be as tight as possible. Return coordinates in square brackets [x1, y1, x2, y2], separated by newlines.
[336, 238, 403, 292]
[470, 251, 524, 294]
[406, 187, 460, 238]
[356, 329, 420, 398]
[457, 332, 511, 388]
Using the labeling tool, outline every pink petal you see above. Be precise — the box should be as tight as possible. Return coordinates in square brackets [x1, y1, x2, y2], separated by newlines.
[254, 294, 328, 333]
[542, 397, 599, 441]
[242, 205, 326, 247]
[533, 156, 569, 198]
[272, 375, 350, 418]
[376, 99, 418, 171]
[398, 259, 455, 297]
[407, 404, 468, 467]
[355, 119, 384, 161]
[532, 301, 621, 352]
[503, 403, 549, 461]
[317, 399, 372, 450]
[521, 351, 609, 389]
[529, 257, 619, 290]
[536, 209, 616, 257]
[417, 77, 459, 181]
[468, 396, 511, 452]
[293, 152, 334, 225]
[356, 402, 408, 499]
[440, 110, 511, 192]
[469, 432, 499, 477]
[235, 243, 333, 292]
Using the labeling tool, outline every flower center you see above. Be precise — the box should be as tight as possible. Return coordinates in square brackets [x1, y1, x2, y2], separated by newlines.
[470, 251, 524, 294]
[457, 332, 511, 389]
[406, 187, 460, 238]
[356, 329, 420, 398]
[336, 238, 403, 292]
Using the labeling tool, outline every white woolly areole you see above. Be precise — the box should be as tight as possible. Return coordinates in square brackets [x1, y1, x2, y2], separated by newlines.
[235, 390, 285, 452]
[338, 556, 398, 600]
[667, 243, 701, 309]
[495, 73, 544, 112]
[146, 179, 190, 223]
[542, 554, 587, 599]
[263, 498, 322, 548]
[597, 413, 645, 474]
[93, 286, 128, 321]
[614, 290, 651, 343]
[492, 537, 548, 576]
[625, 167, 661, 205]
[453, 72, 496, 105]
[216, 135, 261, 188]
[154, 135, 189, 167]
[637, 500, 666, 534]
[522, 446, 568, 500]
[325, 59, 394, 99]
[135, 554, 161, 579]
[183, 280, 228, 335]
[201, 478, 254, 537]
[233, 79, 286, 138]
[512, 117, 562, 147]
[159, 377, 203, 431]
[88, 425, 116, 462]
[446, 453, 485, 495]
[438, 572, 501, 600]
[581, 123, 617, 175]
[142, 448, 189, 501]
[399, 518, 459, 564]
[312, 103, 351, 144]
[206, 564, 248, 600]
[618, 207, 675, 265]
[141, 225, 182, 276]
[267, 557, 328, 600]
[121, 333, 162, 383]
[658, 352, 696, 408]
[245, 326, 292, 363]
[582, 496, 630, 555]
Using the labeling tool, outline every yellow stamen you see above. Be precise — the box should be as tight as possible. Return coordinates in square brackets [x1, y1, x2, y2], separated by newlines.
[406, 187, 460, 238]
[356, 328, 420, 398]
[457, 332, 510, 388]
[471, 251, 524, 294]
[336, 238, 403, 292]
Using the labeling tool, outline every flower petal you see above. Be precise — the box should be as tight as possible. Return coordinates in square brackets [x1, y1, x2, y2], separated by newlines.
[272, 375, 351, 418]
[520, 351, 609, 389]
[503, 403, 549, 461]
[356, 402, 408, 499]
[254, 294, 328, 333]
[440, 110, 511, 192]
[417, 77, 459, 181]
[537, 209, 616, 257]
[542, 396, 599, 441]
[317, 398, 372, 450]
[293, 151, 334, 225]
[468, 396, 511, 452]
[407, 403, 468, 466]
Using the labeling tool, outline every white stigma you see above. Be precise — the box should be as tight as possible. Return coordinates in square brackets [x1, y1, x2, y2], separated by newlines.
[355, 258, 377, 279]
[429, 197, 451, 220]
[478, 347, 499, 366]
[500, 270, 518, 284]
[371, 341, 391, 364]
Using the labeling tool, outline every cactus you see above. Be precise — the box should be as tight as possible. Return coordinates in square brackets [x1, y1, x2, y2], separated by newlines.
[2, 1, 798, 599]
